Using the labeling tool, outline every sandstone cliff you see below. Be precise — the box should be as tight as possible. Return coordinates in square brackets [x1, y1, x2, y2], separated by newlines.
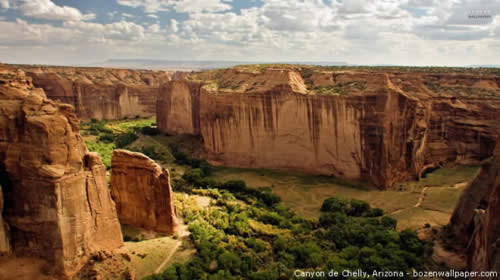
[111, 149, 178, 234]
[0, 69, 126, 278]
[157, 66, 500, 188]
[15, 65, 172, 120]
[448, 136, 500, 278]
[0, 185, 9, 254]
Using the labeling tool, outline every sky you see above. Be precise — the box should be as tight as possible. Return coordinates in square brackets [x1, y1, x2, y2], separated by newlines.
[0, 0, 498, 66]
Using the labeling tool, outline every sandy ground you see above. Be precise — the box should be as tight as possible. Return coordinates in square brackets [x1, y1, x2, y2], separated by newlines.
[0, 256, 57, 280]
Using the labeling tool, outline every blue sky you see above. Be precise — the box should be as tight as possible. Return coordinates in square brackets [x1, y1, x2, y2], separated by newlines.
[0, 0, 498, 66]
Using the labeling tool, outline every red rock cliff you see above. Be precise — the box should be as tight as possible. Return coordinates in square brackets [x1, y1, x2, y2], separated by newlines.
[157, 67, 500, 188]
[448, 136, 500, 278]
[0, 70, 125, 278]
[111, 149, 178, 235]
[18, 65, 172, 120]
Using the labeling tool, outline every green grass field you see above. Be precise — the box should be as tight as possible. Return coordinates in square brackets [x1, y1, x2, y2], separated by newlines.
[125, 237, 189, 279]
[209, 165, 478, 230]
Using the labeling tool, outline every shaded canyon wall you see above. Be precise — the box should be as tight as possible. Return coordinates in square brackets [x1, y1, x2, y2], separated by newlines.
[448, 136, 500, 279]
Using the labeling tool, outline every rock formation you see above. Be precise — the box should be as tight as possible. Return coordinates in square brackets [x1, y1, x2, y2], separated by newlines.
[111, 149, 178, 234]
[0, 69, 126, 278]
[0, 185, 9, 254]
[157, 66, 500, 188]
[13, 65, 173, 120]
[448, 136, 500, 278]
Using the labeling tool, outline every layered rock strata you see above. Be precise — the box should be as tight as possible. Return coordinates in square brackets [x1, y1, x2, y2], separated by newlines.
[448, 136, 500, 279]
[111, 149, 178, 234]
[0, 70, 125, 278]
[17, 65, 172, 120]
[157, 67, 500, 188]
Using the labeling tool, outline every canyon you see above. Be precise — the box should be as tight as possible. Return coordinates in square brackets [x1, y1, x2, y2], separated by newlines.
[1, 62, 499, 279]
[157, 66, 500, 188]
[111, 149, 178, 235]
[16, 65, 172, 120]
[448, 136, 500, 278]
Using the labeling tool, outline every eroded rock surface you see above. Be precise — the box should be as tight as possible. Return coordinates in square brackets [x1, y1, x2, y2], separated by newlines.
[157, 66, 500, 188]
[14, 65, 174, 120]
[0, 69, 126, 278]
[0, 185, 9, 254]
[111, 149, 178, 234]
[448, 136, 500, 278]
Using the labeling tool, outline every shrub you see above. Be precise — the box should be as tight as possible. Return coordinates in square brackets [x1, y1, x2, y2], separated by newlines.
[141, 126, 159, 136]
[348, 199, 371, 217]
[142, 145, 158, 159]
[381, 216, 398, 229]
[115, 132, 138, 148]
[368, 208, 384, 217]
[98, 133, 114, 143]
[321, 197, 348, 213]
[222, 180, 247, 192]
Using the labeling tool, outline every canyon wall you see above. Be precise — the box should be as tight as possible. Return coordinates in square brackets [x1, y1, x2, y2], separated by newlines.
[157, 67, 500, 188]
[111, 149, 178, 235]
[0, 70, 126, 278]
[0, 185, 9, 254]
[448, 136, 500, 279]
[19, 66, 172, 120]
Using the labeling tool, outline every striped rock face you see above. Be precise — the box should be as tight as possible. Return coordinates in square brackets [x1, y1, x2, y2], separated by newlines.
[157, 66, 500, 189]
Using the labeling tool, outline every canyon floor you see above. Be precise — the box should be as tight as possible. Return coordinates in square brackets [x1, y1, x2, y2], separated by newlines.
[208, 165, 477, 230]
[83, 118, 478, 230]
[79, 117, 479, 278]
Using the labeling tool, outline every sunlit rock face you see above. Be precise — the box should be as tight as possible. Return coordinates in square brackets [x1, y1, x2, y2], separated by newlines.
[111, 149, 178, 235]
[157, 67, 500, 189]
[449, 136, 500, 279]
[0, 69, 125, 278]
[20, 65, 173, 120]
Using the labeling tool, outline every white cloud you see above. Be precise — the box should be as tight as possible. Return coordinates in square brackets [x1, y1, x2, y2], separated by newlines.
[108, 11, 118, 18]
[122, 13, 135, 18]
[148, 23, 160, 33]
[1, 0, 500, 66]
[63, 20, 146, 42]
[173, 0, 231, 13]
[170, 18, 178, 32]
[115, 0, 231, 13]
[0, 0, 9, 9]
[18, 0, 95, 21]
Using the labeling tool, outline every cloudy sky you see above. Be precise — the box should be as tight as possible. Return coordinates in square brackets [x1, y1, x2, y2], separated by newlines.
[0, 0, 498, 66]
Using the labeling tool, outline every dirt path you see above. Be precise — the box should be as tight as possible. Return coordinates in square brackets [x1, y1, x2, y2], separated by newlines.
[390, 187, 428, 215]
[154, 222, 190, 274]
[415, 187, 428, 207]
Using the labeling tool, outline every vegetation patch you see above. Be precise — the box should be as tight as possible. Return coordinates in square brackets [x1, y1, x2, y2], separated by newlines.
[81, 118, 157, 168]
[145, 183, 425, 280]
[311, 82, 367, 95]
